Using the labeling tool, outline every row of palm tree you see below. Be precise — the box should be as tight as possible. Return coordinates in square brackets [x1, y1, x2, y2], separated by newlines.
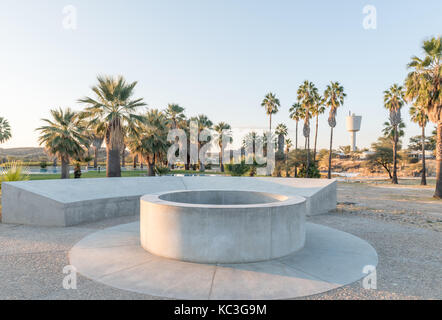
[36, 75, 235, 178]
[381, 36, 441, 198]
[261, 81, 346, 178]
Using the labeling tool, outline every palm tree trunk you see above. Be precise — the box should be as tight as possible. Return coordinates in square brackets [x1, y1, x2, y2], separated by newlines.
[392, 125, 398, 184]
[106, 146, 121, 177]
[121, 147, 126, 169]
[295, 121, 298, 178]
[61, 156, 69, 179]
[219, 150, 224, 172]
[328, 127, 333, 179]
[306, 136, 310, 178]
[147, 155, 155, 176]
[133, 154, 138, 169]
[421, 125, 427, 186]
[93, 147, 98, 169]
[314, 114, 319, 162]
[434, 121, 442, 199]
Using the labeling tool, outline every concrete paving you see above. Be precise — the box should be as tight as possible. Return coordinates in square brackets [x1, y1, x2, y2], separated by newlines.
[2, 177, 336, 226]
[69, 222, 377, 299]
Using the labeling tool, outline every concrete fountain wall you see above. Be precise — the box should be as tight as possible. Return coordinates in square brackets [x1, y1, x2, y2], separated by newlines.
[140, 190, 306, 263]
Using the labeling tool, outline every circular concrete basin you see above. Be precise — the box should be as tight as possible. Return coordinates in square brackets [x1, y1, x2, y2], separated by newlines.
[140, 190, 306, 263]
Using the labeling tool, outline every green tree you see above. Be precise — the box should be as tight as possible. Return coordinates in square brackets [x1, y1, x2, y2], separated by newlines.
[384, 84, 405, 184]
[409, 105, 429, 185]
[36, 108, 89, 179]
[275, 123, 288, 154]
[323, 81, 346, 179]
[213, 122, 232, 172]
[312, 91, 325, 161]
[289, 102, 303, 177]
[297, 81, 318, 177]
[127, 109, 169, 176]
[367, 137, 401, 179]
[0, 117, 11, 144]
[165, 104, 186, 169]
[405, 36, 441, 198]
[261, 92, 280, 133]
[285, 138, 293, 177]
[191, 114, 213, 172]
[78, 75, 146, 177]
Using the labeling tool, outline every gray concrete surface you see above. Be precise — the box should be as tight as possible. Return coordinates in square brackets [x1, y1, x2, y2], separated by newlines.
[140, 190, 306, 263]
[1, 177, 336, 226]
[69, 222, 377, 299]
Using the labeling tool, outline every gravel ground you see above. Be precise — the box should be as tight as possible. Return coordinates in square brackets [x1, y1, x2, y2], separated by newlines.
[0, 182, 441, 300]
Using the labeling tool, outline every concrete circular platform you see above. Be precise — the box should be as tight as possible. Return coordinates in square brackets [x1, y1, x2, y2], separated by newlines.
[140, 190, 306, 263]
[69, 222, 378, 299]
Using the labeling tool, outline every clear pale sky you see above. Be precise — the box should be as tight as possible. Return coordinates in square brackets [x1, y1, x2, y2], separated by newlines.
[0, 0, 441, 149]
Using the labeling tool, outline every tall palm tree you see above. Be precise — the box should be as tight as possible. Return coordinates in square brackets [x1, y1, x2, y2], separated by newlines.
[297, 81, 316, 177]
[324, 81, 346, 179]
[0, 117, 12, 144]
[410, 105, 429, 185]
[405, 36, 441, 198]
[90, 133, 104, 169]
[289, 102, 303, 177]
[261, 92, 280, 133]
[312, 91, 325, 162]
[214, 122, 232, 172]
[127, 109, 169, 176]
[36, 108, 89, 179]
[384, 84, 405, 184]
[289, 103, 303, 151]
[285, 138, 292, 177]
[165, 104, 186, 130]
[275, 123, 288, 154]
[192, 114, 213, 172]
[242, 131, 260, 164]
[78, 75, 146, 177]
[165, 104, 186, 169]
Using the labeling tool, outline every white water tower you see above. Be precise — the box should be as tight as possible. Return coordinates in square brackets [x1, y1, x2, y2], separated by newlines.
[346, 112, 362, 152]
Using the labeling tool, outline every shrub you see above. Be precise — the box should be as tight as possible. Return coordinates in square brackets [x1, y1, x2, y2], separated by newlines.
[39, 161, 48, 169]
[249, 165, 257, 177]
[154, 165, 171, 176]
[226, 162, 250, 176]
[0, 161, 30, 190]
[298, 163, 321, 178]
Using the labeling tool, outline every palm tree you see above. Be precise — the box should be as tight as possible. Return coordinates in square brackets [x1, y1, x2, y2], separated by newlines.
[214, 122, 232, 172]
[165, 104, 186, 169]
[409, 105, 429, 185]
[165, 104, 186, 130]
[289, 102, 303, 177]
[78, 75, 146, 177]
[36, 108, 89, 179]
[242, 131, 260, 164]
[90, 133, 104, 169]
[312, 91, 325, 162]
[297, 81, 316, 177]
[285, 138, 292, 177]
[261, 92, 280, 133]
[405, 36, 441, 198]
[384, 84, 405, 184]
[275, 123, 288, 154]
[191, 114, 213, 172]
[127, 109, 169, 176]
[0, 117, 11, 144]
[324, 81, 346, 179]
